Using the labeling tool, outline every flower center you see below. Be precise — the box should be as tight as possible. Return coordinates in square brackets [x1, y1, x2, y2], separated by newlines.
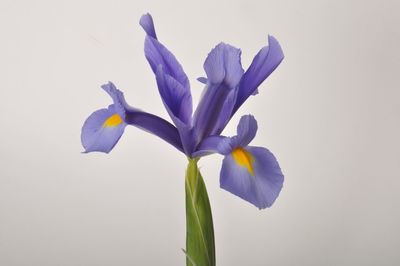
[103, 113, 123, 127]
[232, 147, 254, 175]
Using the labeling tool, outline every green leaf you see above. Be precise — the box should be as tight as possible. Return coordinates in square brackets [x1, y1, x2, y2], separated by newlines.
[185, 158, 216, 266]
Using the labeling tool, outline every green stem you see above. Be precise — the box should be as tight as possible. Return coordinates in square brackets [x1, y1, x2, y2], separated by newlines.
[185, 158, 215, 266]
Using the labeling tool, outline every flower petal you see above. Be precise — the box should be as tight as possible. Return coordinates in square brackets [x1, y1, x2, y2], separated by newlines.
[203, 43, 244, 89]
[155, 66, 194, 153]
[124, 110, 184, 153]
[101, 81, 131, 116]
[211, 88, 237, 135]
[139, 13, 157, 39]
[81, 105, 126, 153]
[197, 77, 207, 84]
[192, 135, 232, 157]
[234, 35, 284, 112]
[82, 82, 184, 153]
[233, 115, 258, 147]
[140, 14, 192, 129]
[192, 82, 232, 145]
[155, 65, 192, 125]
[193, 114, 257, 157]
[192, 43, 244, 145]
[143, 36, 190, 91]
[220, 146, 284, 209]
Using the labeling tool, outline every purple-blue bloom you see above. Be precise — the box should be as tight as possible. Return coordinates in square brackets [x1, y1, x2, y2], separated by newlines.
[81, 13, 284, 209]
[195, 115, 283, 208]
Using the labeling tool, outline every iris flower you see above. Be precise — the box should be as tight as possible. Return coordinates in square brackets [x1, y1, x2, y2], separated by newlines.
[81, 13, 284, 209]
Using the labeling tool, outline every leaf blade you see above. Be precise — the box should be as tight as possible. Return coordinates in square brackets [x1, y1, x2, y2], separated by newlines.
[185, 159, 216, 266]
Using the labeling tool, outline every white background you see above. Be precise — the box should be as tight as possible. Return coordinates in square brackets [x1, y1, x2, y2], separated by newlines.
[1, 0, 399, 265]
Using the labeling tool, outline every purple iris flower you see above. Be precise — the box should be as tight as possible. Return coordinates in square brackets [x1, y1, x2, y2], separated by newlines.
[81, 13, 284, 209]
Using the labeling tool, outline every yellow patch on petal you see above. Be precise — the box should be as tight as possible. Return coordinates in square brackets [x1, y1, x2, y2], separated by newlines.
[232, 147, 255, 176]
[103, 113, 123, 127]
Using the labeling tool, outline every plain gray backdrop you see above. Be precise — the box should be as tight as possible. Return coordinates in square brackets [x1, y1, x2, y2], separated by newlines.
[1, 0, 399, 265]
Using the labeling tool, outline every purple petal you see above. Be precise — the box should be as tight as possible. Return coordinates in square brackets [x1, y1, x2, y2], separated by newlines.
[203, 43, 244, 89]
[81, 82, 128, 153]
[82, 82, 184, 153]
[233, 115, 258, 147]
[139, 13, 157, 39]
[143, 37, 190, 92]
[101, 81, 131, 115]
[124, 110, 184, 153]
[192, 43, 244, 144]
[197, 77, 208, 84]
[155, 65, 192, 125]
[192, 135, 232, 157]
[193, 114, 257, 157]
[220, 146, 284, 209]
[81, 105, 126, 153]
[212, 88, 237, 135]
[234, 35, 284, 112]
[140, 15, 191, 114]
[192, 83, 233, 145]
[155, 66, 194, 154]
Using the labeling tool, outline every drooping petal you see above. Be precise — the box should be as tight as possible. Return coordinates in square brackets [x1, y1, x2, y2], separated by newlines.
[192, 43, 243, 145]
[82, 82, 183, 152]
[81, 104, 126, 153]
[234, 35, 284, 112]
[124, 110, 184, 153]
[105, 82, 185, 153]
[220, 146, 284, 209]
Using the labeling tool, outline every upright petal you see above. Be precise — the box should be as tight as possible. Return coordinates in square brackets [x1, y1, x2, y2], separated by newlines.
[233, 115, 258, 147]
[155, 65, 192, 125]
[193, 43, 243, 145]
[140, 13, 192, 122]
[81, 104, 126, 153]
[101, 82, 130, 116]
[139, 13, 157, 39]
[220, 146, 284, 209]
[212, 88, 237, 136]
[234, 35, 284, 112]
[143, 36, 190, 91]
[155, 65, 194, 153]
[203, 43, 244, 88]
